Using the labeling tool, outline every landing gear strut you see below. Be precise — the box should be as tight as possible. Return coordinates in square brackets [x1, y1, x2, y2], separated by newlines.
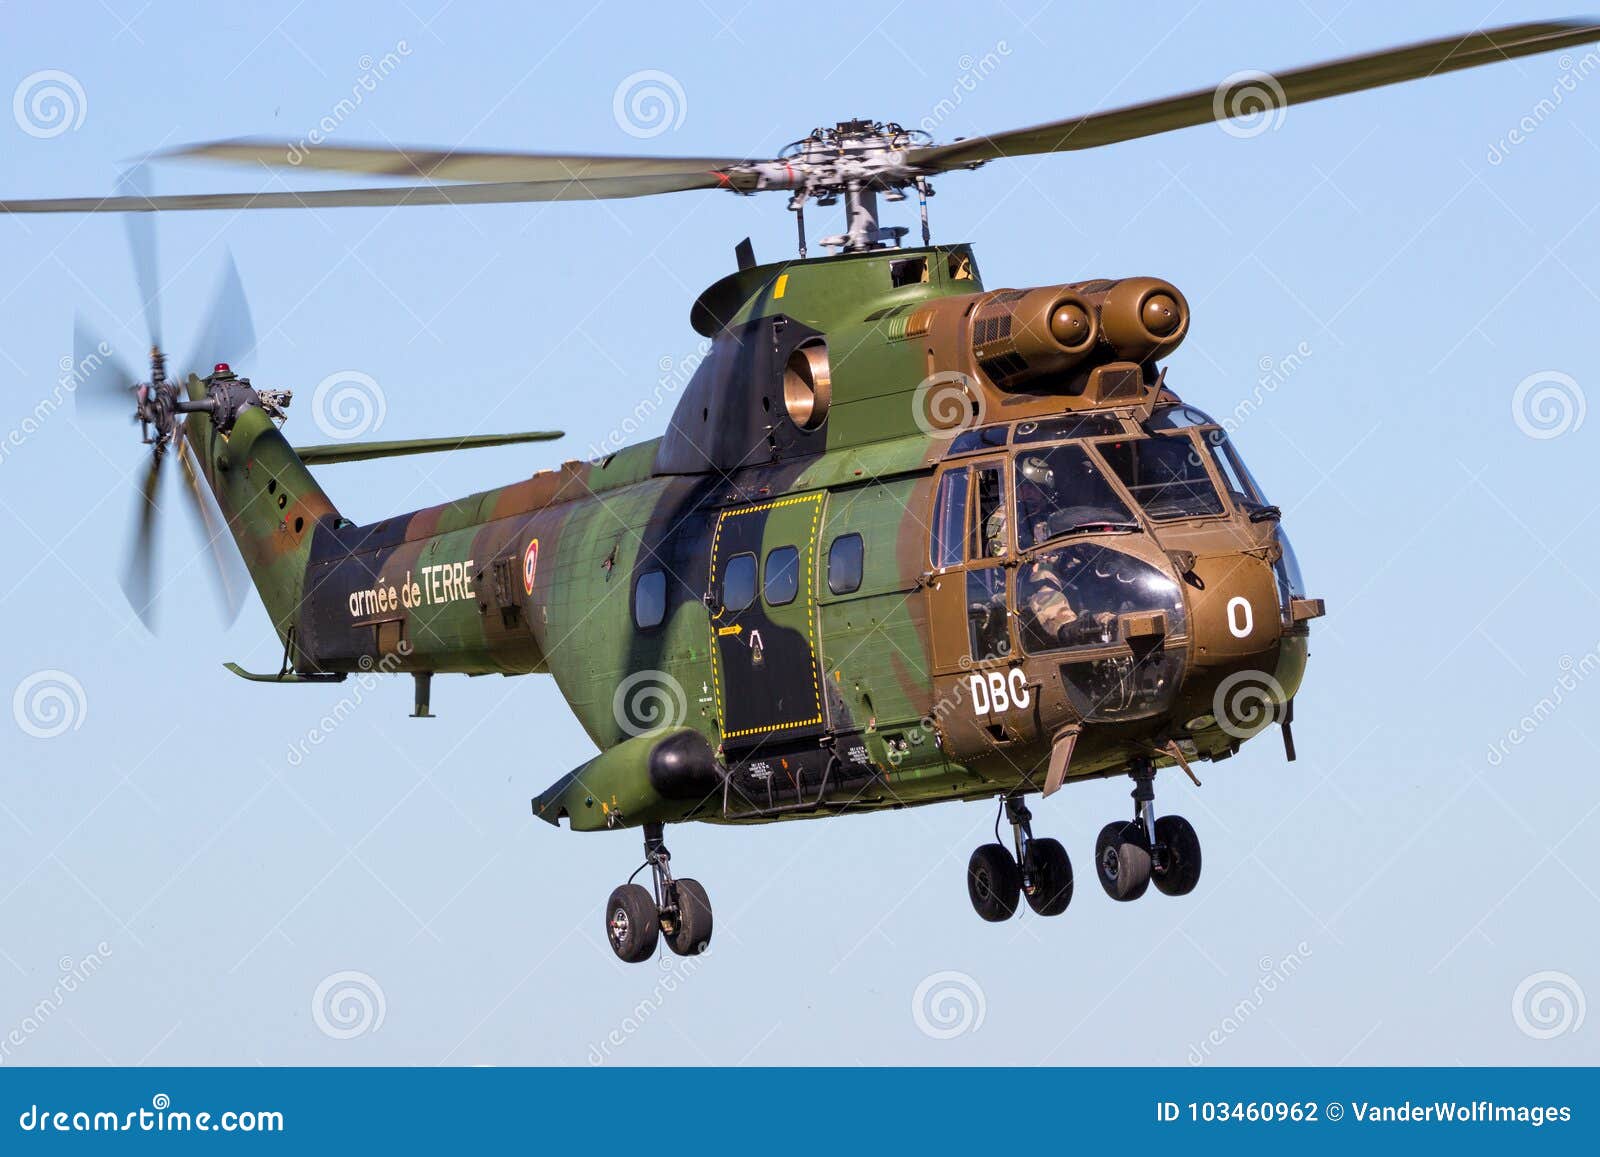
[966, 795, 1074, 922]
[1094, 760, 1202, 902]
[604, 823, 713, 963]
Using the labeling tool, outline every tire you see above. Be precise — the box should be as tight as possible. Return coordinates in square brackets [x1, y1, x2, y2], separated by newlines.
[1094, 821, 1152, 902]
[1023, 836, 1074, 917]
[1152, 815, 1202, 897]
[967, 844, 1022, 922]
[666, 878, 713, 956]
[605, 883, 659, 963]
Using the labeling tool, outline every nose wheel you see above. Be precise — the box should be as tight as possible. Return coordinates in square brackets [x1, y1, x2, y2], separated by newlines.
[966, 796, 1075, 922]
[1093, 761, 1202, 901]
[604, 823, 714, 963]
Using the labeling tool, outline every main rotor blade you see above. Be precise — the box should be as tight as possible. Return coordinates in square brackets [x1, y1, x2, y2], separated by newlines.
[909, 18, 1600, 169]
[117, 164, 162, 348]
[177, 429, 247, 627]
[0, 171, 732, 215]
[70, 314, 138, 417]
[122, 452, 164, 631]
[164, 139, 749, 184]
[188, 251, 256, 374]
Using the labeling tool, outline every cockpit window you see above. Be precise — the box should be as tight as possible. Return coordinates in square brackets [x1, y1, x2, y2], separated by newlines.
[1013, 413, 1126, 444]
[1144, 404, 1215, 431]
[1199, 428, 1261, 509]
[1013, 445, 1138, 551]
[1097, 436, 1225, 521]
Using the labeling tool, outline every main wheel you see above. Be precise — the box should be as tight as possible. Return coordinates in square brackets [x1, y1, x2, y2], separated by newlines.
[666, 878, 713, 956]
[967, 844, 1021, 922]
[1152, 815, 1202, 897]
[1023, 836, 1074, 917]
[1094, 821, 1152, 902]
[605, 883, 659, 963]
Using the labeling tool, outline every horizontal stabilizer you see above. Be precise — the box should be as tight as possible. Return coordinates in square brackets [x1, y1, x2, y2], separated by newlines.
[294, 430, 563, 465]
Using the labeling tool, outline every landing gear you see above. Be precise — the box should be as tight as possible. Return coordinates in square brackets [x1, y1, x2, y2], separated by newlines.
[966, 796, 1074, 922]
[1094, 761, 1202, 901]
[603, 823, 713, 963]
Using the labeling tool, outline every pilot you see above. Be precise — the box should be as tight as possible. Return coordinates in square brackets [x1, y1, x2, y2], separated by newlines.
[985, 456, 1085, 644]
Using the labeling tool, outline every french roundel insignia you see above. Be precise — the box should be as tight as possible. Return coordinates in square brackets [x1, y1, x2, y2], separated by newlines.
[523, 538, 540, 596]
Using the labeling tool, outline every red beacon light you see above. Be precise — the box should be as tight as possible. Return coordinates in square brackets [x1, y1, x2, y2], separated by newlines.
[213, 362, 230, 375]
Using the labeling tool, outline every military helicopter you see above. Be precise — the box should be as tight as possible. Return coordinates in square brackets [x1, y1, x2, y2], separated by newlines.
[5, 19, 1594, 962]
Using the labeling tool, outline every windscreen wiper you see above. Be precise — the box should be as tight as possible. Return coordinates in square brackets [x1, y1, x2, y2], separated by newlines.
[1036, 520, 1140, 547]
[1248, 505, 1283, 523]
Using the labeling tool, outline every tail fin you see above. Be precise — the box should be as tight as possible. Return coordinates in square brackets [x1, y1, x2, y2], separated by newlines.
[184, 389, 338, 646]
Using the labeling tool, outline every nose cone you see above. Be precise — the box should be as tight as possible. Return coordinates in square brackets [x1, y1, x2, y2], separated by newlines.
[1187, 554, 1282, 666]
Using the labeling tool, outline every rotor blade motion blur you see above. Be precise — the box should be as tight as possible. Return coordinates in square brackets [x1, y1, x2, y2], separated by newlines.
[908, 18, 1600, 168]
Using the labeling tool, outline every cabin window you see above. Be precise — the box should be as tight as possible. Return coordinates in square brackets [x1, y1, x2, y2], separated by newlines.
[931, 469, 969, 569]
[764, 545, 800, 606]
[827, 533, 864, 595]
[973, 464, 1007, 558]
[633, 569, 666, 629]
[721, 553, 757, 612]
[890, 256, 928, 287]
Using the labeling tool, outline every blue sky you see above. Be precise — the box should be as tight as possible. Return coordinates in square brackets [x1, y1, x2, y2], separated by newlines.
[1, 0, 1597, 1065]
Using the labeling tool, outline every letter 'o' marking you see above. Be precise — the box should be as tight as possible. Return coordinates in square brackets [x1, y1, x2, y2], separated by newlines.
[523, 538, 540, 595]
[1226, 596, 1253, 639]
